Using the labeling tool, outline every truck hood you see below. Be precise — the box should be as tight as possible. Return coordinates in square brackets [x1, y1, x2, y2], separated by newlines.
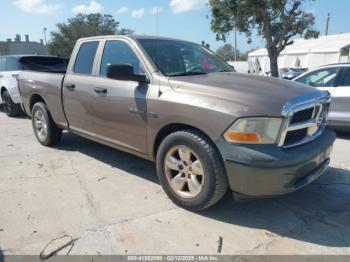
[168, 72, 318, 117]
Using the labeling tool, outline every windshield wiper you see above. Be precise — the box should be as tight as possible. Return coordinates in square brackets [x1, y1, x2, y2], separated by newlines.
[168, 71, 208, 77]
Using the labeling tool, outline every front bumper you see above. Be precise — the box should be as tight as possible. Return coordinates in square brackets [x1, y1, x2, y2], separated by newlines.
[216, 129, 336, 198]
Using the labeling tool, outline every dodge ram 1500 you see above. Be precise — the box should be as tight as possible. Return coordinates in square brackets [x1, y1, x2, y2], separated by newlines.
[18, 36, 336, 210]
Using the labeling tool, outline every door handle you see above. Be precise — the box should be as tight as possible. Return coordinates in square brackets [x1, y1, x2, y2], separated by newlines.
[65, 83, 75, 90]
[94, 87, 107, 94]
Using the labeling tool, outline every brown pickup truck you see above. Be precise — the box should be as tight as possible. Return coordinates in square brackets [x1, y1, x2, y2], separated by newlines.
[18, 35, 336, 210]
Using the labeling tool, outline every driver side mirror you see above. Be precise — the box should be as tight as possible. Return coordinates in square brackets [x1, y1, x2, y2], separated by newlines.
[106, 64, 149, 83]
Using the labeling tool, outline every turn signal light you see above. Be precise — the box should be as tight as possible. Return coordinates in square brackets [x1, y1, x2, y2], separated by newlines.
[226, 132, 260, 143]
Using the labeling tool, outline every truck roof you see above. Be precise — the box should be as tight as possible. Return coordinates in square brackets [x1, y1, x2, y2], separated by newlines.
[78, 35, 194, 43]
[0, 55, 61, 59]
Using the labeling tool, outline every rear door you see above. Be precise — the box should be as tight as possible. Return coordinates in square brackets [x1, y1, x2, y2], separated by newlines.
[332, 67, 350, 126]
[294, 67, 339, 121]
[63, 41, 100, 134]
[90, 39, 150, 153]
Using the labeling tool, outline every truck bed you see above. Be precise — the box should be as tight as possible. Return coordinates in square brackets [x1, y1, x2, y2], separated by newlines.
[19, 71, 68, 128]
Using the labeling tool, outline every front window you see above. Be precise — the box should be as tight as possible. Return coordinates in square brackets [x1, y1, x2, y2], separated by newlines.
[295, 68, 338, 87]
[100, 40, 143, 76]
[138, 39, 234, 77]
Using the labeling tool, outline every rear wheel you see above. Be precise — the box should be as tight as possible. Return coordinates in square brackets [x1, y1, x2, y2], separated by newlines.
[156, 130, 228, 211]
[1, 90, 22, 117]
[32, 102, 62, 146]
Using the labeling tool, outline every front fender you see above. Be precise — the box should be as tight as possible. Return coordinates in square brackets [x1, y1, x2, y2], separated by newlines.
[146, 96, 236, 159]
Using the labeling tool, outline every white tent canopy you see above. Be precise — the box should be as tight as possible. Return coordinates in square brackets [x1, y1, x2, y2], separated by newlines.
[248, 33, 350, 75]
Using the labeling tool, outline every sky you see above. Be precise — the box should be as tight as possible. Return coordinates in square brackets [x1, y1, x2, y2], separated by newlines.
[0, 0, 350, 52]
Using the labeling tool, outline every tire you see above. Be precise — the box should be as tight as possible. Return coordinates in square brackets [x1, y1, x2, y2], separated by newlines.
[1, 90, 22, 117]
[31, 102, 62, 146]
[156, 130, 228, 211]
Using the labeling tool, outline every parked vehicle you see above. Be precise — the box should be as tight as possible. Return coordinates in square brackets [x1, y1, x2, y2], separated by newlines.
[19, 36, 335, 210]
[0, 55, 68, 117]
[293, 63, 350, 128]
[264, 67, 307, 79]
[280, 67, 307, 80]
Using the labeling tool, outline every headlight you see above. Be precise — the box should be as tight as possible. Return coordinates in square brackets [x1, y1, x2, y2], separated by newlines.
[223, 117, 283, 144]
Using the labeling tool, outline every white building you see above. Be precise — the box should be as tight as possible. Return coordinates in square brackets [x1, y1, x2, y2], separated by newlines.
[248, 33, 350, 75]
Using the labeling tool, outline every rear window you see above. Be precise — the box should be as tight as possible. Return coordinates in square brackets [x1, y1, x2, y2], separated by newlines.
[7, 57, 22, 71]
[20, 56, 68, 73]
[73, 41, 99, 75]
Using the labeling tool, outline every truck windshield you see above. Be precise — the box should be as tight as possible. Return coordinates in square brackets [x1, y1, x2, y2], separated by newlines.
[138, 39, 234, 77]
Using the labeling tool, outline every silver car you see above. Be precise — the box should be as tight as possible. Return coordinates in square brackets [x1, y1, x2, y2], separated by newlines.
[293, 63, 350, 129]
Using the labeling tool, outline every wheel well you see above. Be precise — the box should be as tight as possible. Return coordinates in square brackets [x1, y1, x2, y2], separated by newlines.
[1, 87, 7, 96]
[29, 94, 46, 113]
[153, 123, 215, 159]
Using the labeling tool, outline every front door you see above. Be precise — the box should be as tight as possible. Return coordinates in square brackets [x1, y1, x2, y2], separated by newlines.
[90, 39, 149, 153]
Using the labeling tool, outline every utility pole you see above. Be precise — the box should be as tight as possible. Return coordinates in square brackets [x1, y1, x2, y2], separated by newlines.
[43, 28, 47, 45]
[234, 27, 237, 61]
[325, 13, 330, 36]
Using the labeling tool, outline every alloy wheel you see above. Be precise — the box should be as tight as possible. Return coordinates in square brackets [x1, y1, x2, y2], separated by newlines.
[164, 145, 205, 198]
[33, 109, 48, 141]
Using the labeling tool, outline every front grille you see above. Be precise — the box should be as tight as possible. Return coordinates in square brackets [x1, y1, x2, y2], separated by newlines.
[284, 128, 308, 146]
[279, 92, 331, 148]
[290, 107, 314, 124]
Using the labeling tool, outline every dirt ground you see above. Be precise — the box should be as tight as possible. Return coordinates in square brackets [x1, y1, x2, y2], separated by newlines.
[0, 110, 349, 255]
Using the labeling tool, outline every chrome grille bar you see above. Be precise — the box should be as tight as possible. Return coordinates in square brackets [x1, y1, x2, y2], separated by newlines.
[278, 91, 331, 148]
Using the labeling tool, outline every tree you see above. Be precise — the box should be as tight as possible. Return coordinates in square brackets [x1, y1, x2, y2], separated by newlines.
[209, 0, 319, 77]
[216, 44, 235, 61]
[48, 13, 134, 57]
[216, 44, 251, 61]
[304, 29, 320, 39]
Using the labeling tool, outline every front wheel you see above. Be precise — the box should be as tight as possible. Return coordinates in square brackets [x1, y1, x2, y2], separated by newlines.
[156, 130, 228, 211]
[32, 102, 62, 146]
